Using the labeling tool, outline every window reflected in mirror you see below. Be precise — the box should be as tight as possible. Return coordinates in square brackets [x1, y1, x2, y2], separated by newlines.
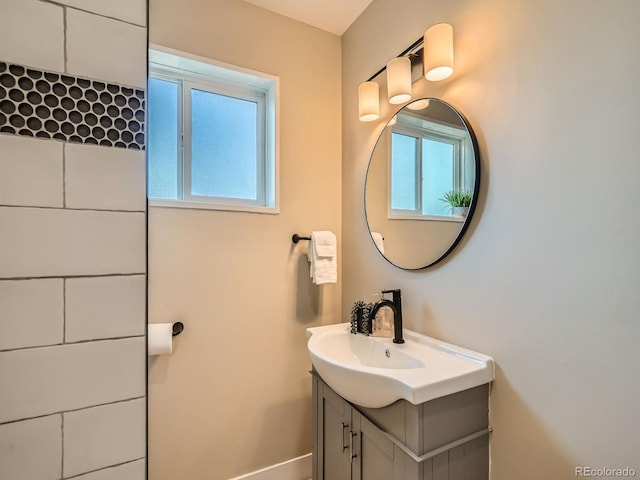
[365, 98, 480, 270]
[388, 111, 474, 220]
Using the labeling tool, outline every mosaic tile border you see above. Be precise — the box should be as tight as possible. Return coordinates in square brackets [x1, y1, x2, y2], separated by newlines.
[0, 62, 145, 150]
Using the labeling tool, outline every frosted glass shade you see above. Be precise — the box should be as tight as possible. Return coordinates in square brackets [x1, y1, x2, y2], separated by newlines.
[424, 23, 454, 81]
[358, 81, 380, 122]
[386, 57, 412, 104]
[407, 99, 430, 110]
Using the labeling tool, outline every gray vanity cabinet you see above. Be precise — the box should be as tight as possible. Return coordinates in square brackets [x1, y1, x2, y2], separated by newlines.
[313, 375, 400, 480]
[312, 373, 490, 480]
[352, 409, 410, 479]
[315, 379, 351, 480]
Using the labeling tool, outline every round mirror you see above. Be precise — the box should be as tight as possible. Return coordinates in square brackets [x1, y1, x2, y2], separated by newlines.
[364, 98, 480, 270]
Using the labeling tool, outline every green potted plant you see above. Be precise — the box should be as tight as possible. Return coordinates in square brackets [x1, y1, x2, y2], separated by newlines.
[441, 190, 473, 218]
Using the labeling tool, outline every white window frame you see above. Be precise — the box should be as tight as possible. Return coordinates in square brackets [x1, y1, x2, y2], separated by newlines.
[387, 118, 471, 223]
[148, 45, 279, 214]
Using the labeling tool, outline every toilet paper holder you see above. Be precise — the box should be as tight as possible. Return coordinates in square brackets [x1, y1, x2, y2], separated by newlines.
[172, 322, 184, 337]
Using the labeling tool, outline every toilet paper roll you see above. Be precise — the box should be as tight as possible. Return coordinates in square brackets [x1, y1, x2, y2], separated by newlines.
[148, 323, 174, 356]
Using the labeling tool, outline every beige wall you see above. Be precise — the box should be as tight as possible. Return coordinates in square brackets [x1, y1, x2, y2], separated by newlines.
[343, 0, 640, 478]
[148, 1, 341, 479]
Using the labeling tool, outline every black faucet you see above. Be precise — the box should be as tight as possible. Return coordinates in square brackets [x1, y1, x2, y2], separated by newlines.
[368, 289, 404, 344]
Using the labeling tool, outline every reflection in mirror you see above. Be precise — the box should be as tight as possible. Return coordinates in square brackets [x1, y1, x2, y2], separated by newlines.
[365, 98, 480, 270]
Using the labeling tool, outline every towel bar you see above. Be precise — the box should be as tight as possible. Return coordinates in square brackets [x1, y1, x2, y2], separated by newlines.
[292, 233, 311, 243]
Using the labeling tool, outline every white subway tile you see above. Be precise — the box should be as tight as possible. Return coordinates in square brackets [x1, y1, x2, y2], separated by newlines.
[54, 0, 146, 27]
[66, 9, 147, 88]
[0, 207, 145, 278]
[0, 133, 64, 208]
[0, 415, 62, 480]
[64, 399, 146, 477]
[66, 275, 146, 342]
[0, 279, 64, 350]
[0, 337, 145, 423]
[0, 0, 64, 72]
[71, 460, 145, 480]
[65, 143, 146, 211]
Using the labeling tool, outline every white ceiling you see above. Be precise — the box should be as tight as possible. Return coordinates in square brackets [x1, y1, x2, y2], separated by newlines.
[243, 0, 373, 36]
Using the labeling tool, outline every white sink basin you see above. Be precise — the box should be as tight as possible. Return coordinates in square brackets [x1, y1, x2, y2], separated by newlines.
[307, 322, 494, 408]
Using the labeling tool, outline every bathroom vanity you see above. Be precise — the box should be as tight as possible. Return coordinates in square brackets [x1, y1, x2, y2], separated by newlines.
[312, 374, 489, 480]
[317, 90, 490, 478]
[307, 323, 493, 480]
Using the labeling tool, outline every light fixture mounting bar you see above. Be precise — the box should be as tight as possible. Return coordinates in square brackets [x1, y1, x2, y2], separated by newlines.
[365, 35, 424, 82]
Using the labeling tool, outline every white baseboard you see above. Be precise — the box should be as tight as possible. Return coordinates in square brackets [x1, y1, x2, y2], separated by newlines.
[227, 453, 312, 480]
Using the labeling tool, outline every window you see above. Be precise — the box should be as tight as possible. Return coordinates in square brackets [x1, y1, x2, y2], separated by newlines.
[147, 47, 278, 212]
[388, 115, 473, 220]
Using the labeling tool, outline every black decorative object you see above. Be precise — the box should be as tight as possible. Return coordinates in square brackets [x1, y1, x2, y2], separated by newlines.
[0, 61, 145, 150]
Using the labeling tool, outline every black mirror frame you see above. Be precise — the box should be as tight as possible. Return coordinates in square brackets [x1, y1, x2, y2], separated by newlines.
[364, 98, 481, 270]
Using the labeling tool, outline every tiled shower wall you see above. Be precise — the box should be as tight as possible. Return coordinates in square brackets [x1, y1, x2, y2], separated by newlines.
[0, 1, 147, 479]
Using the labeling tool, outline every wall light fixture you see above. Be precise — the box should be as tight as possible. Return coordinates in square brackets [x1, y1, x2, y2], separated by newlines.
[358, 81, 380, 122]
[357, 23, 454, 122]
[424, 23, 454, 81]
[386, 56, 412, 104]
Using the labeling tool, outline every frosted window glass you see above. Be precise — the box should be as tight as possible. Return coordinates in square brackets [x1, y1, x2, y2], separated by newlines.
[422, 138, 454, 215]
[147, 77, 179, 199]
[390, 133, 418, 211]
[191, 89, 258, 200]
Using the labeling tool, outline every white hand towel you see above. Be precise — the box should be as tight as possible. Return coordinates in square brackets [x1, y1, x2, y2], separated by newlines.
[371, 232, 385, 254]
[307, 231, 337, 285]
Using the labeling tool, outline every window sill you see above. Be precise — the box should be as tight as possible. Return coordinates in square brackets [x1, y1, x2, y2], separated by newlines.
[388, 214, 464, 223]
[149, 199, 280, 215]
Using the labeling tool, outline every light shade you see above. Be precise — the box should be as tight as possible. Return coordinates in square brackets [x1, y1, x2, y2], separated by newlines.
[358, 81, 380, 122]
[424, 23, 454, 81]
[406, 99, 430, 110]
[386, 57, 412, 104]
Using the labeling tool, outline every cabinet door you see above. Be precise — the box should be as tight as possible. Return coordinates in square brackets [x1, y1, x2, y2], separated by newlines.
[352, 410, 411, 480]
[315, 380, 351, 480]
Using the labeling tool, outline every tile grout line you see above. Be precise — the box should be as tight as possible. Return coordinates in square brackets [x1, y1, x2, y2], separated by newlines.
[62, 143, 66, 208]
[61, 412, 65, 479]
[0, 133, 145, 153]
[62, 6, 68, 74]
[0, 273, 146, 282]
[0, 62, 147, 92]
[0, 204, 146, 214]
[0, 396, 146, 427]
[0, 334, 146, 354]
[62, 278, 67, 343]
[63, 457, 146, 480]
[38, 0, 147, 29]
